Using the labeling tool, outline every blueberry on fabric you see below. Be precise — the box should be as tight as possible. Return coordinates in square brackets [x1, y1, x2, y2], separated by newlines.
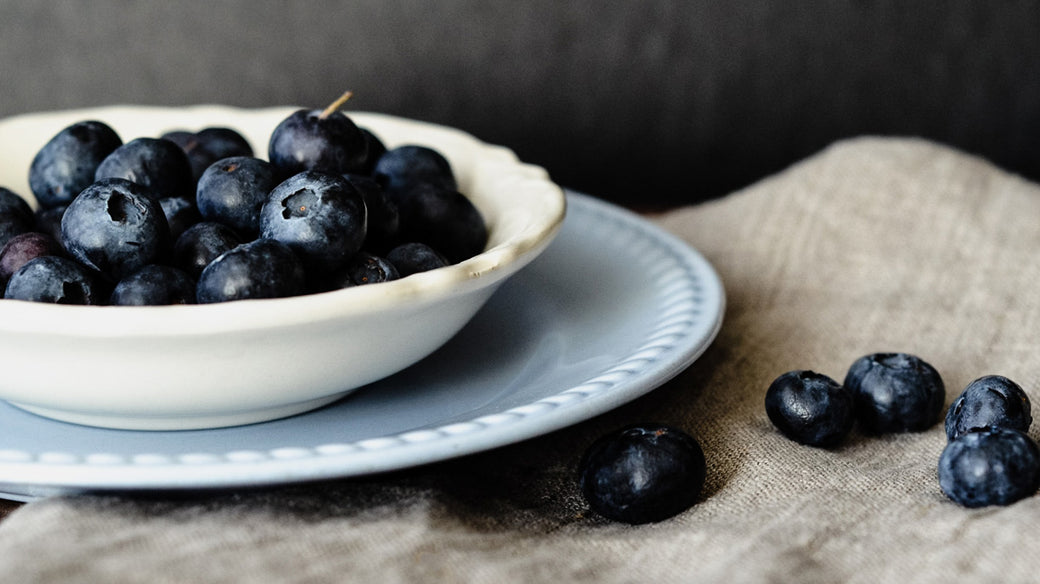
[110, 264, 196, 306]
[3, 255, 104, 304]
[259, 171, 367, 275]
[196, 238, 305, 303]
[29, 120, 123, 209]
[578, 424, 707, 524]
[196, 156, 277, 237]
[938, 427, 1040, 507]
[267, 92, 368, 179]
[843, 352, 945, 434]
[385, 242, 449, 277]
[945, 375, 1032, 441]
[60, 178, 171, 281]
[172, 221, 243, 279]
[94, 137, 195, 200]
[765, 370, 855, 447]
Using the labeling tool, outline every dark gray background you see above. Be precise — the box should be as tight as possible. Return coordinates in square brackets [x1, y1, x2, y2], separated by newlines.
[2, 1, 1038, 207]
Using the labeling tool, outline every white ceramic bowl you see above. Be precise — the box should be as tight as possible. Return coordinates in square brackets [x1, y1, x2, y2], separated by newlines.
[0, 105, 566, 430]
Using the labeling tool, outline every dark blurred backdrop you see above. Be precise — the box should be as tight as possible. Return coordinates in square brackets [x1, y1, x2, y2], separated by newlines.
[2, 1, 1038, 208]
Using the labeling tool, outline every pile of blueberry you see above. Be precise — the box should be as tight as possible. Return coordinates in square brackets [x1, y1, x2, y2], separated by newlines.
[0, 93, 488, 305]
[765, 353, 946, 447]
[764, 353, 1040, 508]
[939, 375, 1039, 507]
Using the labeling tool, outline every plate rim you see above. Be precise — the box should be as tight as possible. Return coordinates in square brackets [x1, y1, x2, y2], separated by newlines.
[0, 191, 724, 499]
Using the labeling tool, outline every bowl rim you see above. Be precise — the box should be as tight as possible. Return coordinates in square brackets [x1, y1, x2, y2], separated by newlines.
[0, 105, 566, 337]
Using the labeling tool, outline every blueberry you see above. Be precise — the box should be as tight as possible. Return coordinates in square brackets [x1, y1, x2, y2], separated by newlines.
[317, 251, 401, 291]
[578, 424, 706, 524]
[945, 375, 1032, 441]
[4, 255, 104, 304]
[844, 353, 945, 434]
[267, 94, 368, 179]
[163, 127, 254, 182]
[34, 204, 67, 244]
[346, 252, 399, 286]
[94, 137, 194, 200]
[765, 370, 855, 447]
[61, 178, 171, 280]
[159, 196, 202, 242]
[0, 232, 64, 289]
[385, 242, 448, 277]
[372, 145, 457, 204]
[172, 221, 243, 279]
[110, 264, 196, 306]
[398, 183, 487, 263]
[0, 187, 35, 249]
[196, 156, 276, 237]
[938, 427, 1040, 507]
[0, 187, 33, 222]
[259, 171, 367, 274]
[28, 120, 123, 209]
[358, 127, 387, 175]
[196, 238, 306, 303]
[344, 174, 399, 254]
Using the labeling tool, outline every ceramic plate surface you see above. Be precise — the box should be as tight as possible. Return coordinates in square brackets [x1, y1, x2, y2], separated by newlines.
[0, 192, 724, 501]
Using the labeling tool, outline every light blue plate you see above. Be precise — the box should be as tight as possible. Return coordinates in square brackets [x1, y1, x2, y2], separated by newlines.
[0, 192, 724, 501]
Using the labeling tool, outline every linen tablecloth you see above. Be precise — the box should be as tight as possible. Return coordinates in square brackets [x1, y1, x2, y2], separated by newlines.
[1, 136, 1039, 582]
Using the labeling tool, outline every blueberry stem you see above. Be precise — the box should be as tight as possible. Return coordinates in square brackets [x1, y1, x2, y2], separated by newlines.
[319, 91, 354, 120]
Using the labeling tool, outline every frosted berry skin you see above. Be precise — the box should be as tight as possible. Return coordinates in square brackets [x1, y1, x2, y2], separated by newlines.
[259, 171, 367, 275]
[358, 128, 387, 175]
[60, 178, 171, 281]
[172, 221, 243, 280]
[386, 242, 448, 277]
[344, 174, 399, 254]
[346, 252, 399, 286]
[844, 353, 945, 434]
[4, 255, 104, 304]
[196, 156, 277, 237]
[372, 144, 457, 204]
[29, 120, 122, 209]
[94, 137, 195, 200]
[938, 427, 1040, 507]
[196, 238, 305, 303]
[109, 264, 196, 306]
[945, 375, 1032, 441]
[765, 370, 855, 447]
[0, 187, 35, 249]
[267, 109, 368, 179]
[578, 424, 707, 524]
[398, 183, 488, 264]
[159, 196, 202, 242]
[0, 232, 65, 289]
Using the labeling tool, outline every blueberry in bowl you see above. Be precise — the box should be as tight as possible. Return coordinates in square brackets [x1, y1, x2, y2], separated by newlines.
[0, 105, 566, 430]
